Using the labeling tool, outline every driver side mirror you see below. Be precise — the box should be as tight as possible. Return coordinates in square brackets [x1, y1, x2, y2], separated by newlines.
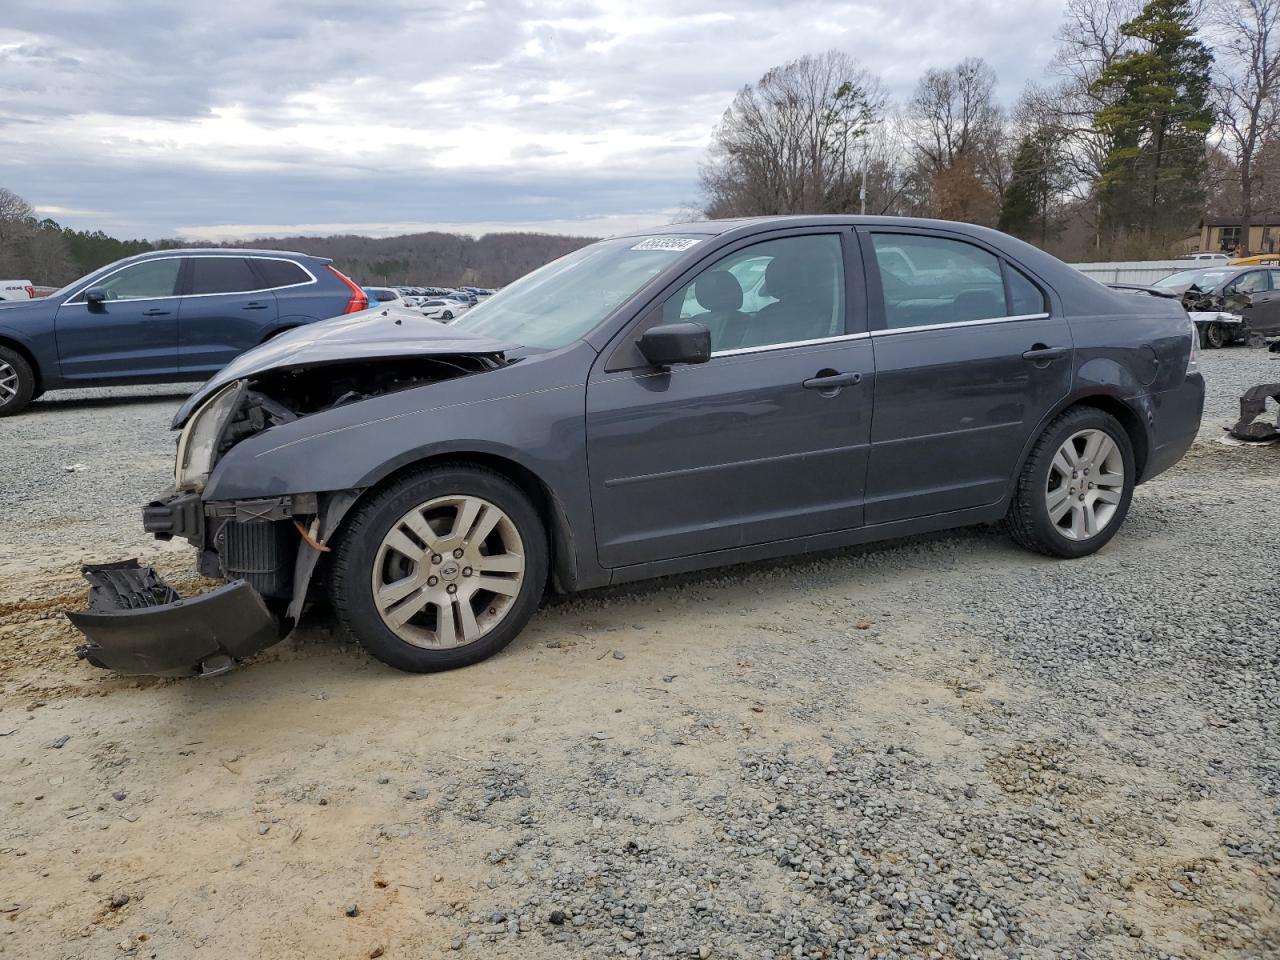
[84, 288, 107, 306]
[638, 322, 711, 368]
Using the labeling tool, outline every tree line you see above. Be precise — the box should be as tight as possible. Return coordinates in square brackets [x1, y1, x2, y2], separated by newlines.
[0, 187, 593, 288]
[701, 0, 1280, 260]
[4, 0, 1277, 278]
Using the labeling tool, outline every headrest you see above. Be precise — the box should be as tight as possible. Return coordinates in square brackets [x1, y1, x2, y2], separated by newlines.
[763, 252, 817, 302]
[694, 270, 743, 312]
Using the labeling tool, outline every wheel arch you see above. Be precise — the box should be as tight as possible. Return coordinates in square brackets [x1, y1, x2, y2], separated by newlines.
[1013, 392, 1152, 494]
[0, 335, 42, 392]
[329, 451, 582, 595]
[259, 324, 299, 344]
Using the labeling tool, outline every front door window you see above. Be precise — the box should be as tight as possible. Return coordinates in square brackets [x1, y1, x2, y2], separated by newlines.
[664, 234, 846, 351]
[88, 259, 181, 301]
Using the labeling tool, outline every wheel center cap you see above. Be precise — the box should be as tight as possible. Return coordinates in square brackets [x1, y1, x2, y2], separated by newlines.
[439, 561, 461, 581]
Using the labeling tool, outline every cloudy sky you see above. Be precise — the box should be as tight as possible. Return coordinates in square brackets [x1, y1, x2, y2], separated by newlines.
[0, 0, 1062, 240]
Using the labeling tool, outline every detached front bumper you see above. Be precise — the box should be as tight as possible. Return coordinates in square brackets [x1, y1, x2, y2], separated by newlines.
[67, 560, 281, 677]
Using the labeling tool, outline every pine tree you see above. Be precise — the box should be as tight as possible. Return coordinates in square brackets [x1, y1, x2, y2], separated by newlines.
[998, 135, 1062, 246]
[1091, 0, 1214, 252]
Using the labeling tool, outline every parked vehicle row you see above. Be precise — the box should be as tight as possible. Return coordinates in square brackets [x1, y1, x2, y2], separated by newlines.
[0, 250, 369, 416]
[65, 215, 1204, 681]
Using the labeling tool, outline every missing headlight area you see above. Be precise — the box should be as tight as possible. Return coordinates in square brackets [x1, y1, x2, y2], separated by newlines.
[220, 354, 505, 453]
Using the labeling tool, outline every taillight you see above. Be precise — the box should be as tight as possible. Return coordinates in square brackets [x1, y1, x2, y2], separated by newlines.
[24, 286, 34, 299]
[1186, 312, 1200, 374]
[327, 266, 368, 313]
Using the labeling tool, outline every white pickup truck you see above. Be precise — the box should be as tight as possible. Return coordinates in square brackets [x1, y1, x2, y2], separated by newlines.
[0, 280, 34, 301]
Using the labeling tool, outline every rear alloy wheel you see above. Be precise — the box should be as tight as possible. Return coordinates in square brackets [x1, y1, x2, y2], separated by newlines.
[1006, 407, 1135, 558]
[0, 347, 36, 417]
[328, 466, 547, 672]
[1206, 322, 1226, 348]
[442, 310, 454, 321]
[1044, 429, 1126, 542]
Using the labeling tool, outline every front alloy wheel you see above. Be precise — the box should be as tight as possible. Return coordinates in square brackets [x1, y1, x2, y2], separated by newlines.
[0, 347, 36, 417]
[328, 465, 547, 672]
[372, 495, 526, 649]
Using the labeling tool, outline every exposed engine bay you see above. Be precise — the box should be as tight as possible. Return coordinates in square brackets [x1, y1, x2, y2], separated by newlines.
[219, 354, 505, 455]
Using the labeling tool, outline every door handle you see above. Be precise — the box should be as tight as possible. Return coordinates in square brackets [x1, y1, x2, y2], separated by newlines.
[141, 309, 170, 317]
[1021, 345, 1069, 362]
[802, 371, 862, 390]
[242, 302, 269, 310]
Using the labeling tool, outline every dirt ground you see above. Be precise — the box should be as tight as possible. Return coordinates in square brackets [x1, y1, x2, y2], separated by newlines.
[1, 353, 1278, 959]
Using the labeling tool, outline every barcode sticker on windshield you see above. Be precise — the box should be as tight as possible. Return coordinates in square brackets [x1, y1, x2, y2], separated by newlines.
[630, 237, 703, 252]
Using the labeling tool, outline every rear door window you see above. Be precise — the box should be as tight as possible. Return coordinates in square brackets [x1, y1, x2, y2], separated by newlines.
[189, 257, 262, 295]
[252, 258, 311, 288]
[1006, 266, 1048, 315]
[871, 234, 1008, 329]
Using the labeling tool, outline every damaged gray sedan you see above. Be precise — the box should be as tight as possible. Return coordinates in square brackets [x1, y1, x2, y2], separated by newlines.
[69, 216, 1205, 676]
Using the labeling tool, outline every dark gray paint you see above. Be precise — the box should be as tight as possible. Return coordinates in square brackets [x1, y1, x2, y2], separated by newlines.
[194, 215, 1204, 595]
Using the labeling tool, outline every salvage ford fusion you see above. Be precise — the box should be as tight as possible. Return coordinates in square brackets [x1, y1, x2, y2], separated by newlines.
[68, 216, 1205, 676]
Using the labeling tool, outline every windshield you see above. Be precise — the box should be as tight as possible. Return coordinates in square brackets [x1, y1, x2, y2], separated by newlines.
[451, 236, 702, 349]
[1154, 268, 1232, 290]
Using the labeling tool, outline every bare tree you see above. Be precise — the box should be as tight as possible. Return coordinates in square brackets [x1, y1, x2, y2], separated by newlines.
[1211, 0, 1280, 252]
[0, 188, 38, 278]
[908, 58, 1000, 170]
[700, 51, 885, 217]
[1043, 0, 1141, 194]
[907, 58, 1004, 222]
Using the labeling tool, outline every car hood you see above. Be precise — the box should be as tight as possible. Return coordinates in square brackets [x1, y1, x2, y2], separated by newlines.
[172, 307, 517, 428]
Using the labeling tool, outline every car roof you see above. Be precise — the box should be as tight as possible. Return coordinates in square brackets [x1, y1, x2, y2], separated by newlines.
[610, 214, 1064, 243]
[111, 247, 330, 267]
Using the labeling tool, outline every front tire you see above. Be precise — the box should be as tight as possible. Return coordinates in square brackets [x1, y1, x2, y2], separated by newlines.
[1206, 322, 1226, 348]
[327, 465, 548, 672]
[442, 310, 453, 321]
[1006, 407, 1135, 558]
[0, 347, 36, 417]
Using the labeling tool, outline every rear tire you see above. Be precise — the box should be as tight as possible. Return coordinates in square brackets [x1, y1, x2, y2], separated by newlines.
[442, 310, 453, 321]
[0, 347, 35, 417]
[327, 465, 548, 672]
[1006, 407, 1136, 559]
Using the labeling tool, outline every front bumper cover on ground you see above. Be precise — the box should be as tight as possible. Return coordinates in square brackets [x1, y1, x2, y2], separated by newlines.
[66, 560, 280, 677]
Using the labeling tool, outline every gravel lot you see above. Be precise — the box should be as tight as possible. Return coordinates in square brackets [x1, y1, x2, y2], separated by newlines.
[0, 352, 1277, 960]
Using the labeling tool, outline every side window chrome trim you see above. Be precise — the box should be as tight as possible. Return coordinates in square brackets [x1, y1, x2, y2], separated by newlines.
[184, 256, 318, 300]
[711, 331, 870, 358]
[64, 255, 317, 305]
[871, 312, 1051, 337]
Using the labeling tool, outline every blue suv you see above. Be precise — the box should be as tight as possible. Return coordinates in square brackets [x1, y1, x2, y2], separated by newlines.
[0, 249, 369, 416]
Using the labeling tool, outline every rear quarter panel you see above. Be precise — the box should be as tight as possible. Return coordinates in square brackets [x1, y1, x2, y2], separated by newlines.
[1063, 293, 1202, 481]
[271, 262, 351, 324]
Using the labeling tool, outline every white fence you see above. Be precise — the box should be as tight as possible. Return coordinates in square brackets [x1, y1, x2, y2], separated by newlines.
[1069, 260, 1192, 285]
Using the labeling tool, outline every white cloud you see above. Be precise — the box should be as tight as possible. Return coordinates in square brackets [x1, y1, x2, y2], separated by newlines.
[174, 210, 688, 241]
[0, 0, 1067, 237]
